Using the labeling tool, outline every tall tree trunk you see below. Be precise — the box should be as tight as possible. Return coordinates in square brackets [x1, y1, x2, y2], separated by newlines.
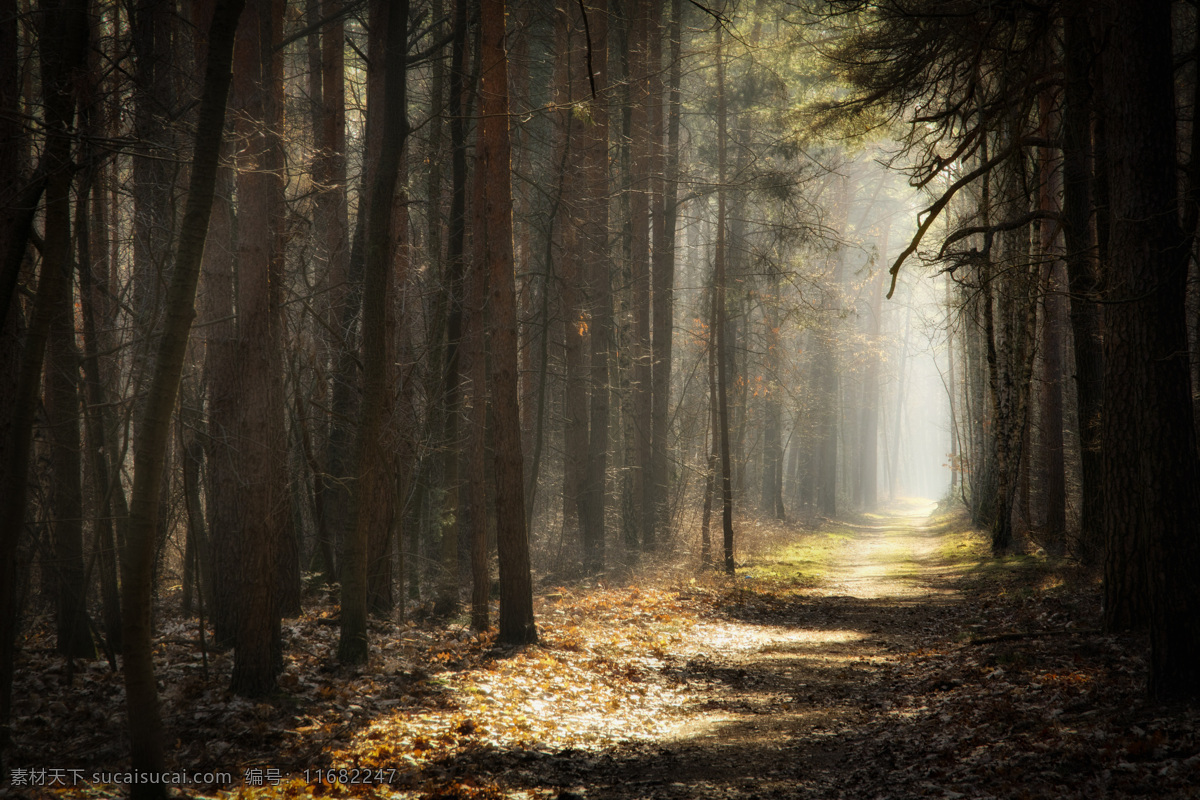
[120, 0, 245, 792]
[0, 0, 89, 768]
[580, 0, 611, 574]
[436, 0, 471, 613]
[700, 281, 719, 566]
[650, 0, 680, 540]
[197, 0, 239, 640]
[465, 206, 490, 631]
[79, 163, 123, 654]
[858, 266, 885, 510]
[43, 109, 92, 662]
[1099, 0, 1200, 702]
[556, 0, 589, 566]
[627, 0, 653, 550]
[227, 0, 290, 694]
[714, 19, 735, 576]
[1061, 1, 1104, 565]
[306, 0, 349, 584]
[339, 0, 408, 664]
[647, 0, 669, 545]
[479, 0, 537, 645]
[1037, 91, 1066, 553]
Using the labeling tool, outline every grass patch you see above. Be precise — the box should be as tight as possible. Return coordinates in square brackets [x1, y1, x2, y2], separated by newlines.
[740, 531, 851, 586]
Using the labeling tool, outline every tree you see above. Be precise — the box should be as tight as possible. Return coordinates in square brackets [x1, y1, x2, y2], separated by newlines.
[714, 15, 736, 576]
[0, 0, 90, 777]
[581, 0, 613, 574]
[227, 0, 293, 694]
[651, 0, 682, 541]
[1098, 0, 1200, 699]
[339, 0, 409, 664]
[120, 0, 246, 791]
[1060, 0, 1103, 565]
[479, 0, 537, 645]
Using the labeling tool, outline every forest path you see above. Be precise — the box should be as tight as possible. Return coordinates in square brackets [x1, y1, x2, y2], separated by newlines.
[444, 499, 987, 800]
[626, 498, 971, 797]
[819, 496, 954, 599]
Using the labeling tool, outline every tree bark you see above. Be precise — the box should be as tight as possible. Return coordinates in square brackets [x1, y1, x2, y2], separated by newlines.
[580, 0, 611, 574]
[649, 0, 671, 545]
[339, 0, 408, 664]
[628, 0, 653, 550]
[120, 0, 245, 791]
[1037, 91, 1066, 553]
[1061, 1, 1104, 565]
[228, 0, 291, 694]
[479, 0, 537, 645]
[1099, 0, 1200, 702]
[1, 0, 89, 775]
[715, 19, 735, 576]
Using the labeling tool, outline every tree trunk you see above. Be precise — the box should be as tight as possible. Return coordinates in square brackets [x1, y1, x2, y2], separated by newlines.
[1061, 1, 1104, 565]
[1037, 92, 1067, 553]
[858, 267, 885, 510]
[120, 0, 244, 792]
[556, 0, 589, 567]
[306, 0, 349, 584]
[0, 0, 89, 769]
[479, 0, 537, 645]
[714, 20, 735, 576]
[1099, 0, 1200, 701]
[580, 0, 611, 574]
[79, 166, 123, 654]
[43, 102, 92, 662]
[227, 0, 289, 694]
[649, 0, 672, 545]
[628, 0, 653, 550]
[434, 0, 468, 616]
[338, 0, 408, 664]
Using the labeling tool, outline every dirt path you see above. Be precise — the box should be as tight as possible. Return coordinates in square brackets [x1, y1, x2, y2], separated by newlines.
[456, 500, 976, 799]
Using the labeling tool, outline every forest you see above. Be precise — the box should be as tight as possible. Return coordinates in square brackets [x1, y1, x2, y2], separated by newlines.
[2, 0, 1200, 797]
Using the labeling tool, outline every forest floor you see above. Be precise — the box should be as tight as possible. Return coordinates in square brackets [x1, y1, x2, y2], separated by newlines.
[8, 499, 1200, 799]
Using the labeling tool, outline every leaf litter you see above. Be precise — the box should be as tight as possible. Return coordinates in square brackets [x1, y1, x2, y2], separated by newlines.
[7, 501, 1200, 799]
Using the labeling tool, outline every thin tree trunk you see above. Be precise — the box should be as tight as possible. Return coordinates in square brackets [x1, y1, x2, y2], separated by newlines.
[1061, 1, 1104, 564]
[714, 20, 735, 576]
[651, 0, 681, 541]
[1037, 90, 1066, 552]
[465, 220, 490, 631]
[859, 267, 885, 510]
[628, 0, 653, 550]
[580, 0, 611, 574]
[79, 167, 123, 653]
[556, 0, 589, 564]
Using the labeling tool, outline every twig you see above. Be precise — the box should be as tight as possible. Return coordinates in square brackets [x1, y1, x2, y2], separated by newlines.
[966, 628, 1100, 646]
